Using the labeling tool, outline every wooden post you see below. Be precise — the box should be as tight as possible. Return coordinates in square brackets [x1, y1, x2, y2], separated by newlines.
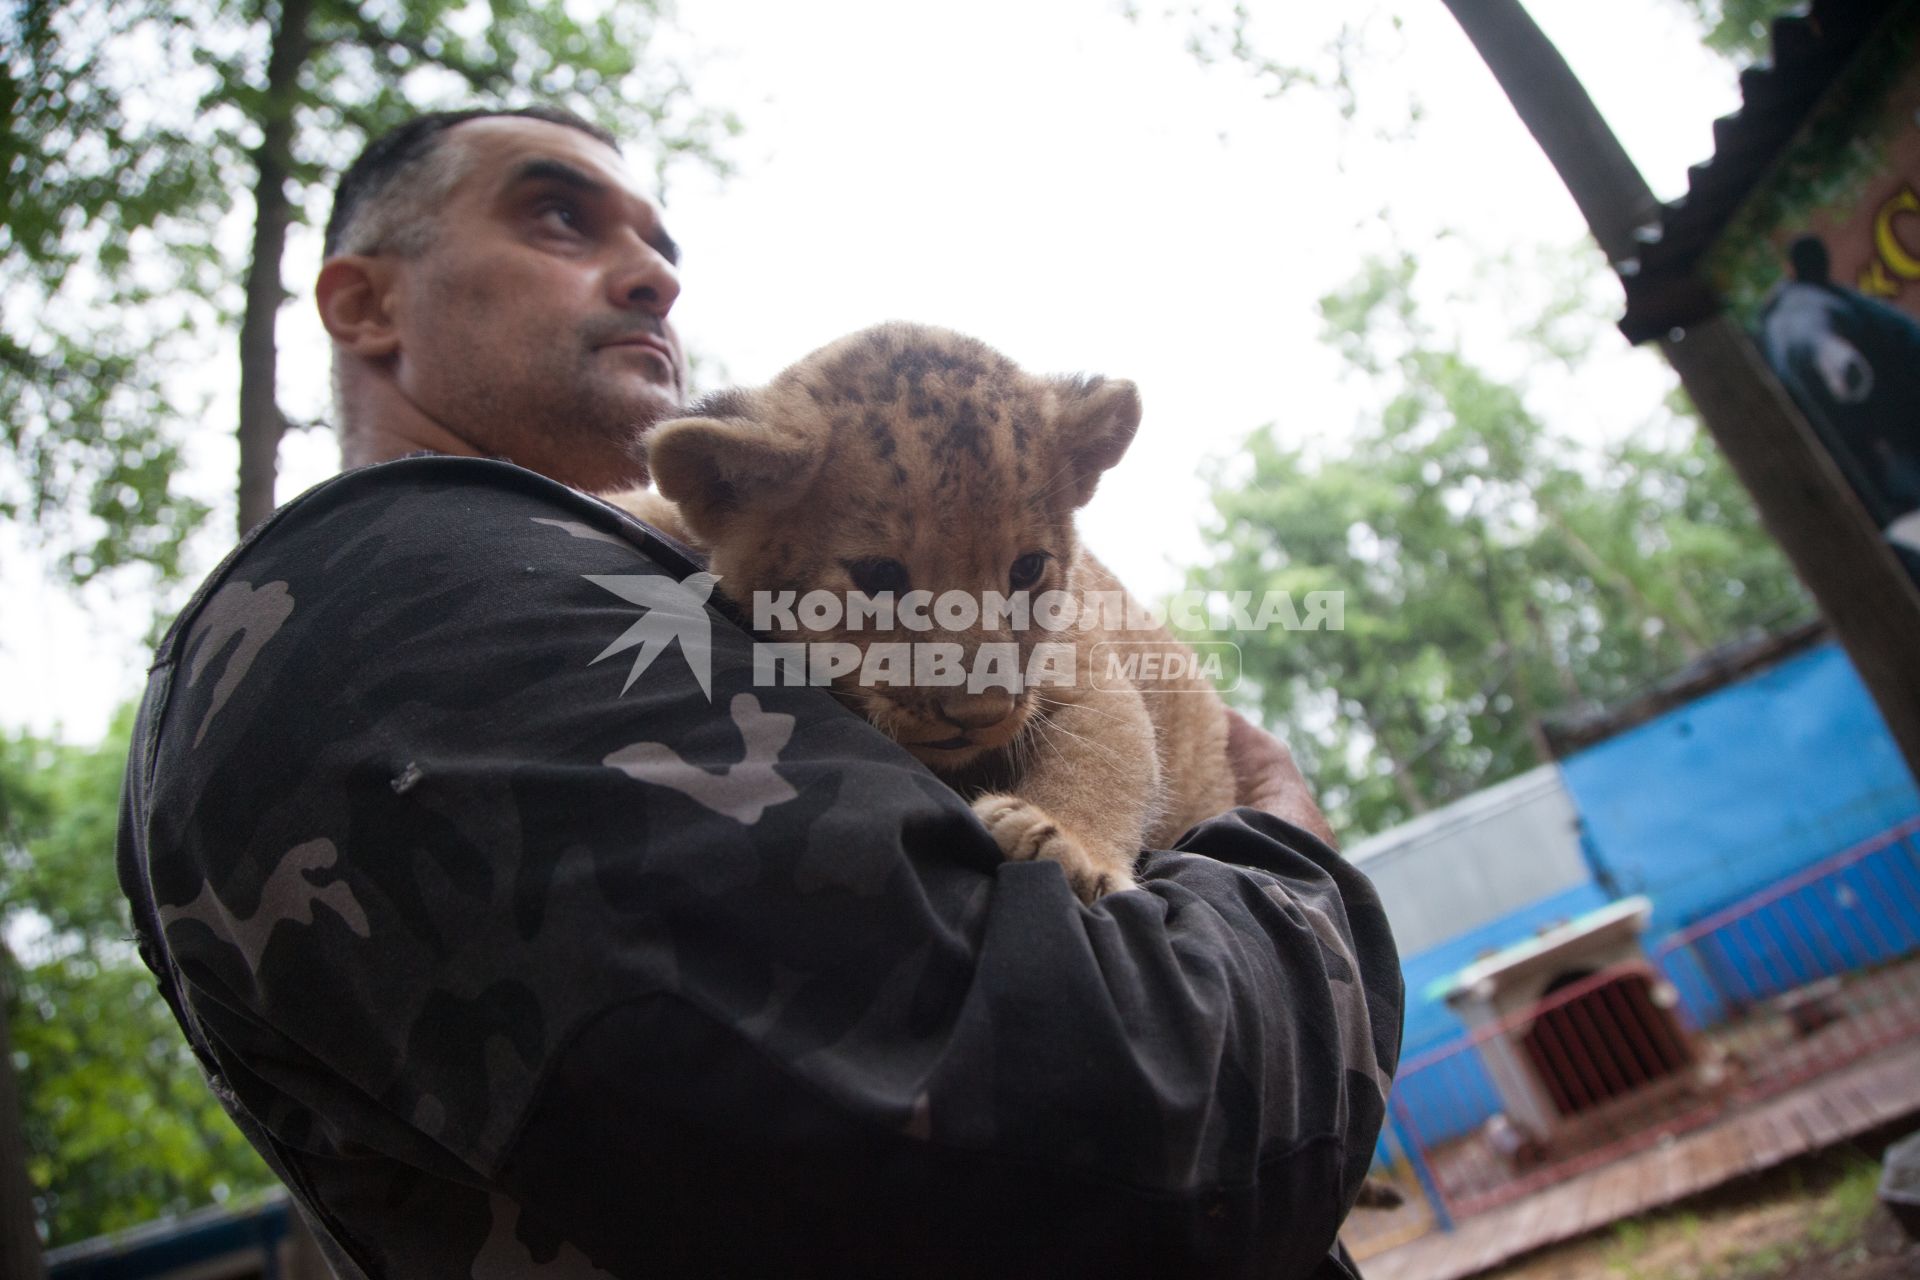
[1658, 318, 1920, 769]
[283, 1211, 332, 1280]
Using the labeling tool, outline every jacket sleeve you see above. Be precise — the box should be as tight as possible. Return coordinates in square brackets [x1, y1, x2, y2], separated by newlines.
[120, 456, 1401, 1280]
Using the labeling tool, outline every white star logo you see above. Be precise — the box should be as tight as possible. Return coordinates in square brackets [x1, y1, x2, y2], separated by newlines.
[585, 571, 722, 700]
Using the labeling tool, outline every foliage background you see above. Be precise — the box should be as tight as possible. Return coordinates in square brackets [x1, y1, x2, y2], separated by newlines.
[1190, 250, 1806, 836]
[2, 714, 277, 1243]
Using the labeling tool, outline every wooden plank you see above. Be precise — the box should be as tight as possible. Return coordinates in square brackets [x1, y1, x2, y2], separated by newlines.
[1364, 1199, 1521, 1280]
[1698, 1125, 1747, 1195]
[1448, 1175, 1594, 1278]
[1647, 1133, 1685, 1207]
[1504, 1177, 1572, 1247]
[1728, 1113, 1758, 1174]
[1859, 1071, 1920, 1125]
[1758, 1113, 1804, 1174]
[1850, 1047, 1920, 1123]
[1856, 1061, 1912, 1120]
[1850, 1058, 1905, 1116]
[1787, 1087, 1844, 1150]
[1361, 1240, 1418, 1280]
[1360, 1245, 1412, 1280]
[1424, 1221, 1501, 1280]
[1744, 1102, 1796, 1171]
[1714, 1117, 1755, 1182]
[1558, 1166, 1609, 1235]
[1581, 1158, 1651, 1233]
[1528, 1174, 1603, 1249]
[1395, 1223, 1474, 1280]
[1771, 1103, 1814, 1163]
[1669, 1126, 1728, 1200]
[1453, 1219, 1530, 1278]
[1826, 1079, 1879, 1138]
[1488, 1181, 1586, 1272]
[1814, 1090, 1860, 1150]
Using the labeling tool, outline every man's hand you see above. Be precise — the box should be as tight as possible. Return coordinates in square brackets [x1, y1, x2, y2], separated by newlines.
[1224, 709, 1338, 850]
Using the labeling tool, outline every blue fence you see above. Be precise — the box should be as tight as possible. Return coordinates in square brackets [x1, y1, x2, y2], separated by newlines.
[1654, 817, 1920, 1027]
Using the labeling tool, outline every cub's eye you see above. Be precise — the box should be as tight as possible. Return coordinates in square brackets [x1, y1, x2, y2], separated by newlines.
[846, 558, 911, 596]
[1008, 552, 1049, 590]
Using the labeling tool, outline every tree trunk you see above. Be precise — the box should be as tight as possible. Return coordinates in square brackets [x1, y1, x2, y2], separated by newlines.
[0, 969, 48, 1280]
[1441, 0, 1920, 782]
[1467, 522, 1554, 766]
[1439, 0, 1657, 270]
[1525, 597, 1586, 705]
[236, 0, 316, 537]
[1363, 702, 1431, 816]
[1543, 507, 1708, 658]
[1337, 634, 1432, 814]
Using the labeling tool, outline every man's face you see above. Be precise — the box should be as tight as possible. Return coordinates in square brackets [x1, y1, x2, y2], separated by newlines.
[387, 117, 685, 491]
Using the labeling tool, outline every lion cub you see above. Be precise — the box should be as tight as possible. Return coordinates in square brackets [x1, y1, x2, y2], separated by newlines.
[608, 323, 1233, 901]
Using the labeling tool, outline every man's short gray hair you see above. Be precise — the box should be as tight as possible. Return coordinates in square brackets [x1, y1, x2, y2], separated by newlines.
[322, 106, 619, 259]
[328, 136, 475, 258]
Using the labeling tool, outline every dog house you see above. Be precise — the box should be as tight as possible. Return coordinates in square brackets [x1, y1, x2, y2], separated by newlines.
[1444, 896, 1718, 1148]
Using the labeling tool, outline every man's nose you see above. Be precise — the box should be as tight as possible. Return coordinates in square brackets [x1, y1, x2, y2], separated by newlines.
[607, 237, 681, 315]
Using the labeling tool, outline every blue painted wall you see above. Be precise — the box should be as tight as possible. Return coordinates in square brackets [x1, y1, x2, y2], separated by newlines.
[1560, 641, 1919, 942]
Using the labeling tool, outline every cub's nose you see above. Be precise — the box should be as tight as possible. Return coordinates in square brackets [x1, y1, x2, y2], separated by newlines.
[938, 691, 1016, 731]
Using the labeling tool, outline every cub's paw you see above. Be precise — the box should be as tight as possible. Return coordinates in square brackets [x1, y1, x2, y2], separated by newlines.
[971, 794, 1138, 902]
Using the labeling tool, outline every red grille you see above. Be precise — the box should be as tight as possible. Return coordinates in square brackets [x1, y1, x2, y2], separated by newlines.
[1520, 969, 1695, 1116]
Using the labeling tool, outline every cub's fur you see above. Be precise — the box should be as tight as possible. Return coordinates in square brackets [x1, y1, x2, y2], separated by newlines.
[608, 323, 1233, 900]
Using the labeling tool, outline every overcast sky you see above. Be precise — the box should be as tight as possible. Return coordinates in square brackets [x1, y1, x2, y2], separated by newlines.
[1, 0, 1747, 742]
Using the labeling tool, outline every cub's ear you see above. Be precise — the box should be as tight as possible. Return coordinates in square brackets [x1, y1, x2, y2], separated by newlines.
[1051, 375, 1142, 508]
[646, 405, 820, 543]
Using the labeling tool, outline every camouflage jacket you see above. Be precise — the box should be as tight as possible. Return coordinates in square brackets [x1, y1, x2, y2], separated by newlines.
[117, 456, 1403, 1279]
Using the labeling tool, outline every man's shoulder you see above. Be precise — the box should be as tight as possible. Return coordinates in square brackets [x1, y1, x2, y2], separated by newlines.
[155, 456, 695, 667]
[260, 453, 626, 537]
[134, 452, 732, 809]
[128, 449, 768, 915]
[214, 453, 688, 579]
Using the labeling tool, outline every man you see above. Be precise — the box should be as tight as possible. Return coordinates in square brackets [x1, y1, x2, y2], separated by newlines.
[316, 108, 684, 490]
[118, 106, 1401, 1278]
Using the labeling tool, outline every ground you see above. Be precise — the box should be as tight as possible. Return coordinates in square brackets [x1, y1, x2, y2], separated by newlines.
[1480, 1149, 1919, 1280]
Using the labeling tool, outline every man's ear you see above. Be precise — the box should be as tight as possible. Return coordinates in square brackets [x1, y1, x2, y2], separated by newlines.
[647, 407, 821, 543]
[1051, 376, 1142, 509]
[315, 257, 401, 357]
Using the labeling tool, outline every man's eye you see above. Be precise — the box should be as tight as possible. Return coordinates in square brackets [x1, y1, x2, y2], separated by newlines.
[846, 558, 911, 596]
[1008, 552, 1048, 590]
[536, 200, 582, 231]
